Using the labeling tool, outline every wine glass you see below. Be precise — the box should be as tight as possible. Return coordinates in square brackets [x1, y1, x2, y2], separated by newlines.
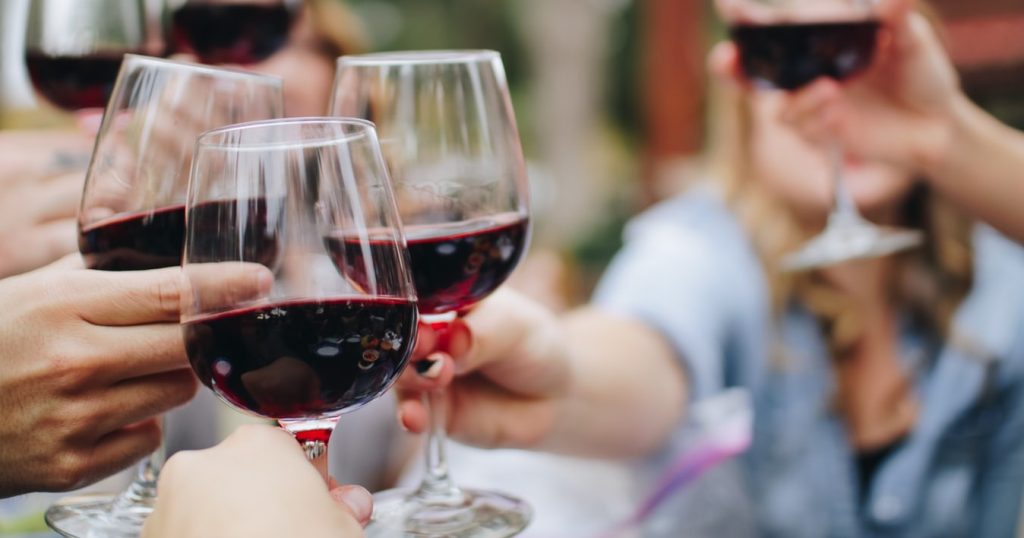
[24, 0, 152, 113]
[181, 117, 418, 484]
[331, 50, 532, 537]
[168, 0, 301, 65]
[721, 0, 922, 271]
[46, 55, 282, 538]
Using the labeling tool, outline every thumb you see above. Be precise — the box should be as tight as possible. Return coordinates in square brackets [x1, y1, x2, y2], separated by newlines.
[329, 484, 373, 527]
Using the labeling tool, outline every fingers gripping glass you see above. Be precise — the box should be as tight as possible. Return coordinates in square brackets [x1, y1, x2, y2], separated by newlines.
[46, 55, 282, 538]
[331, 50, 533, 538]
[181, 117, 418, 496]
[723, 0, 922, 271]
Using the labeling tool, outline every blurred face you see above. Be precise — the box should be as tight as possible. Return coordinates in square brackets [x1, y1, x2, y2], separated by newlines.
[249, 43, 335, 117]
[747, 92, 916, 226]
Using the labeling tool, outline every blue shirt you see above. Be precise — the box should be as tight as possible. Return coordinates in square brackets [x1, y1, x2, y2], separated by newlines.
[593, 186, 1024, 537]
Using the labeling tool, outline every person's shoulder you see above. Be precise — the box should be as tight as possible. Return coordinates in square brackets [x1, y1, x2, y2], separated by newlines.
[963, 225, 1024, 379]
[973, 225, 1024, 281]
[600, 182, 766, 311]
[625, 183, 744, 241]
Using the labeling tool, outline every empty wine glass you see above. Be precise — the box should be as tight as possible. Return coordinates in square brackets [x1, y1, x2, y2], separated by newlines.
[181, 117, 418, 485]
[721, 0, 922, 270]
[331, 50, 532, 538]
[46, 55, 282, 538]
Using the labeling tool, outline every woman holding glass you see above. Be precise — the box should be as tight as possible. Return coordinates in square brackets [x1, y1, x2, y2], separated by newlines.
[390, 1, 1024, 536]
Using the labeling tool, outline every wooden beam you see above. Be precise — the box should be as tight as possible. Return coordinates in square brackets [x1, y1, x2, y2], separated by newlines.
[640, 0, 707, 202]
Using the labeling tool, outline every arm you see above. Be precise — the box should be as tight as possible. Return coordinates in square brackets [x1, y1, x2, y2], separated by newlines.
[919, 97, 1024, 244]
[425, 292, 687, 458]
[395, 289, 689, 460]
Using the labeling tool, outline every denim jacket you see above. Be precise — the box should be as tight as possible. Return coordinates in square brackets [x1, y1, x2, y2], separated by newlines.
[593, 186, 1024, 537]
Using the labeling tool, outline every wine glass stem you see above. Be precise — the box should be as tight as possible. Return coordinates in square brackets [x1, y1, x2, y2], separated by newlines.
[114, 418, 165, 508]
[281, 419, 338, 483]
[828, 139, 865, 226]
[415, 319, 464, 503]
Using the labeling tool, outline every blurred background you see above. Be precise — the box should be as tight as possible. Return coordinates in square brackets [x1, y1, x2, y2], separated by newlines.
[3, 0, 1024, 307]
[2, 0, 1024, 535]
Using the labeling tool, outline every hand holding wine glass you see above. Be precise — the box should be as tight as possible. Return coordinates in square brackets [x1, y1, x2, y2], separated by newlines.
[45, 56, 282, 538]
[0, 260, 269, 497]
[715, 0, 923, 271]
[142, 425, 372, 538]
[394, 289, 571, 449]
[717, 0, 962, 173]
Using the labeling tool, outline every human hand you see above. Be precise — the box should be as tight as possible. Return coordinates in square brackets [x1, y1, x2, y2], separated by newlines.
[0, 259, 270, 497]
[142, 424, 372, 538]
[395, 289, 571, 449]
[0, 130, 92, 277]
[711, 0, 962, 173]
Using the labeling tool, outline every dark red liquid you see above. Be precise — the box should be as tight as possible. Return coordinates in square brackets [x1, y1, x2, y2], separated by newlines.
[184, 197, 281, 268]
[25, 51, 127, 111]
[730, 20, 880, 90]
[326, 215, 529, 315]
[170, 3, 293, 65]
[183, 297, 418, 419]
[79, 205, 186, 271]
[80, 198, 279, 271]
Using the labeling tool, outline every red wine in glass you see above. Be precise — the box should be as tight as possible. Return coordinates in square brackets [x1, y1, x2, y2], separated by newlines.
[79, 205, 185, 271]
[25, 51, 128, 111]
[183, 297, 417, 419]
[729, 20, 880, 90]
[79, 199, 279, 271]
[325, 213, 530, 314]
[170, 3, 293, 65]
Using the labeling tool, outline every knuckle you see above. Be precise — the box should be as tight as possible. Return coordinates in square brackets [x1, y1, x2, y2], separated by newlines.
[49, 450, 91, 491]
[153, 273, 183, 319]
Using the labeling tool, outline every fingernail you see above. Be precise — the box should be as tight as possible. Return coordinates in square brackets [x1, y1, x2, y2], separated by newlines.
[415, 357, 443, 379]
[333, 486, 373, 524]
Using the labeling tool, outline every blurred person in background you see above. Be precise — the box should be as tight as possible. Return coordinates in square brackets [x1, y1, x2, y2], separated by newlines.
[395, 0, 1024, 536]
[764, 0, 1024, 245]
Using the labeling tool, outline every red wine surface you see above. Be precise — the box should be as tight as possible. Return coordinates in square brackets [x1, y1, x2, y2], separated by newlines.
[184, 297, 417, 419]
[25, 52, 127, 110]
[326, 214, 529, 315]
[79, 205, 185, 271]
[170, 3, 292, 65]
[730, 20, 880, 90]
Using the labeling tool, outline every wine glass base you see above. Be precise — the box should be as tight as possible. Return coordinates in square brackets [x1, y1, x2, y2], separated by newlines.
[45, 492, 153, 538]
[367, 486, 531, 538]
[780, 224, 923, 272]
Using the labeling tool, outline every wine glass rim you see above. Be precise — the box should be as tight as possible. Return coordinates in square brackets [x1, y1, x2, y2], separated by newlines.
[195, 116, 378, 151]
[337, 49, 500, 67]
[121, 53, 283, 86]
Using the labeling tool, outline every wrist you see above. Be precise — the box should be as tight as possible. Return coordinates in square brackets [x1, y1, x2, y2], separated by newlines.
[915, 94, 980, 180]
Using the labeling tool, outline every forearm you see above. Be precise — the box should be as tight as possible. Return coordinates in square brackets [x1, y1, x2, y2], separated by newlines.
[922, 96, 1024, 243]
[537, 308, 688, 459]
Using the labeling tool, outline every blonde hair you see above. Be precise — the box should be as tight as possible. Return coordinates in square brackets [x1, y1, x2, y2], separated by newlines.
[706, 4, 973, 359]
